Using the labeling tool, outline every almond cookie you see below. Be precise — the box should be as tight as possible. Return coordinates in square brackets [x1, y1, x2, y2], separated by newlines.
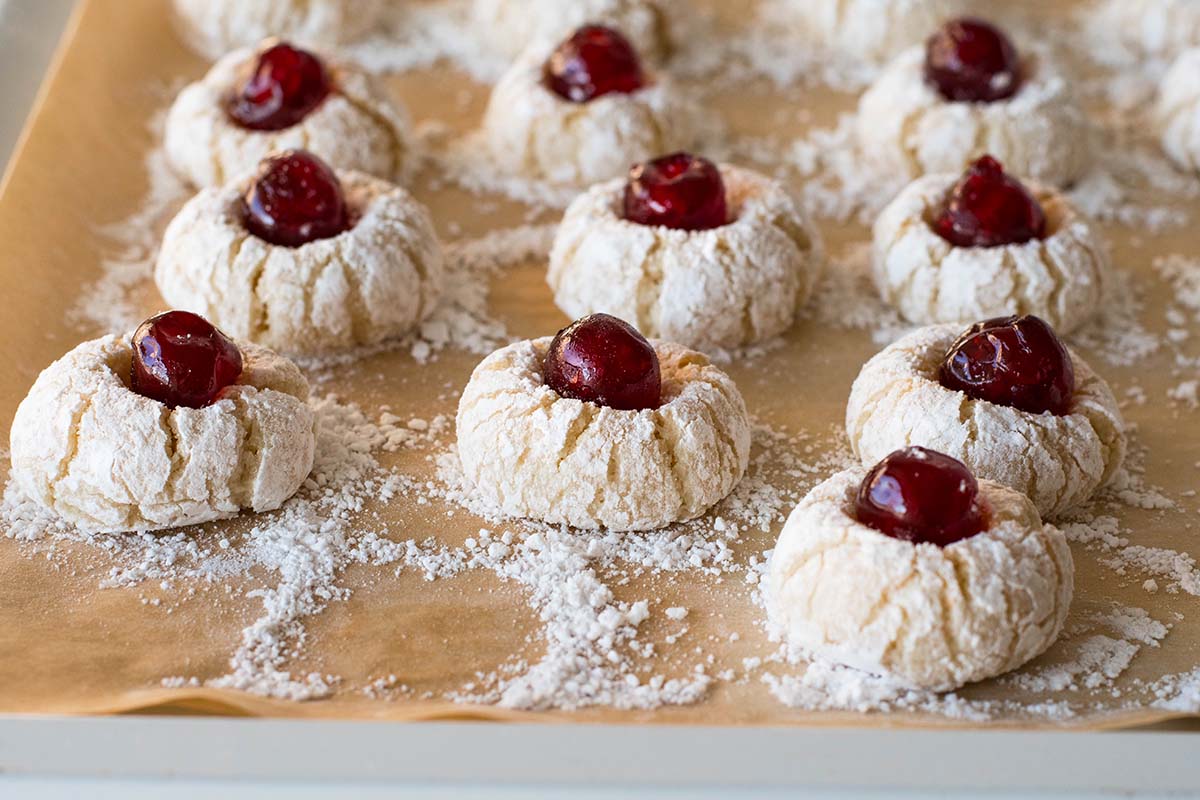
[846, 319, 1126, 518]
[481, 26, 699, 188]
[872, 157, 1109, 333]
[156, 151, 442, 356]
[1157, 48, 1200, 172]
[9, 313, 316, 533]
[172, 0, 387, 59]
[456, 316, 750, 531]
[547, 156, 822, 352]
[856, 19, 1089, 185]
[767, 0, 968, 65]
[768, 448, 1073, 692]
[165, 41, 408, 188]
[472, 0, 672, 63]
[1089, 0, 1200, 60]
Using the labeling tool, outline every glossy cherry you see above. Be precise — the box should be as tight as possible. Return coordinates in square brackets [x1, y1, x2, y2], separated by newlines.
[939, 314, 1075, 416]
[855, 447, 987, 547]
[130, 311, 243, 409]
[543, 25, 646, 103]
[241, 149, 351, 248]
[932, 156, 1046, 248]
[543, 314, 662, 411]
[622, 152, 729, 231]
[226, 42, 332, 131]
[924, 18, 1022, 103]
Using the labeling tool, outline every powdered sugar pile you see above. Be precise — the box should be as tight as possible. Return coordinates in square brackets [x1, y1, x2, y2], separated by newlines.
[1004, 606, 1170, 694]
[762, 662, 991, 720]
[1149, 667, 1200, 713]
[1063, 515, 1200, 598]
[447, 526, 713, 711]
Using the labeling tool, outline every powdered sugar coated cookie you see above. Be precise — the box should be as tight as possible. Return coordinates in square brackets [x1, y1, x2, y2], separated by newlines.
[481, 42, 699, 188]
[155, 169, 442, 355]
[456, 337, 750, 531]
[9, 335, 316, 533]
[768, 466, 1073, 691]
[172, 0, 387, 60]
[872, 173, 1109, 333]
[857, 46, 1089, 185]
[547, 165, 823, 351]
[845, 324, 1126, 517]
[165, 44, 408, 188]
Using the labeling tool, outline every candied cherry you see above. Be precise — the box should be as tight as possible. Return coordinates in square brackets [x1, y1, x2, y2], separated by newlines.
[932, 156, 1046, 248]
[939, 314, 1075, 416]
[241, 149, 351, 248]
[623, 152, 729, 231]
[226, 42, 332, 131]
[543, 313, 662, 411]
[924, 18, 1022, 103]
[543, 25, 646, 103]
[130, 311, 243, 409]
[855, 447, 987, 547]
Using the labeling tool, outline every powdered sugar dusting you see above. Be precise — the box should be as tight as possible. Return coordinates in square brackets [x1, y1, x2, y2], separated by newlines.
[1003, 606, 1170, 694]
[404, 420, 845, 709]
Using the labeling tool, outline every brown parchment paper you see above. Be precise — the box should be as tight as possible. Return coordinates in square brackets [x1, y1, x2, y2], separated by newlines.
[1, 0, 1198, 729]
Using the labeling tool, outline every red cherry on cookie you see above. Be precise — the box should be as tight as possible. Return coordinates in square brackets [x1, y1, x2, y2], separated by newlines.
[924, 17, 1022, 103]
[130, 311, 243, 409]
[226, 42, 332, 131]
[939, 314, 1076, 416]
[543, 25, 647, 103]
[241, 149, 351, 248]
[543, 313, 662, 411]
[932, 155, 1046, 248]
[855, 447, 987, 547]
[623, 152, 729, 231]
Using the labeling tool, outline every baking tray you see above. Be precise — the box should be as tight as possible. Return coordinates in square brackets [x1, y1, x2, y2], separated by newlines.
[1, 0, 1198, 731]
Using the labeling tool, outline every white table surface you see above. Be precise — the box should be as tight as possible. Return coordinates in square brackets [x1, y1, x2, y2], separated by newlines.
[2, 716, 1200, 798]
[1, 3, 1199, 797]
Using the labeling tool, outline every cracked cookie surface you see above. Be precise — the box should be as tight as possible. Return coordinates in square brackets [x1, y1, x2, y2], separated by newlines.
[172, 0, 387, 59]
[547, 165, 823, 352]
[856, 46, 1089, 185]
[165, 45, 409, 188]
[845, 324, 1126, 518]
[767, 466, 1074, 691]
[872, 173, 1109, 333]
[155, 169, 443, 356]
[455, 337, 750, 531]
[481, 41, 699, 188]
[472, 0, 671, 63]
[9, 335, 316, 533]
